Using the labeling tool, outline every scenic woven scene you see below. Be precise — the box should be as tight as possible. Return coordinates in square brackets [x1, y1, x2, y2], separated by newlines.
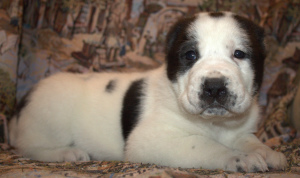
[0, 0, 299, 177]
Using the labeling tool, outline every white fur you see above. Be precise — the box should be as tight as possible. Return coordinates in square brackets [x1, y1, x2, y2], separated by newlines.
[9, 12, 287, 172]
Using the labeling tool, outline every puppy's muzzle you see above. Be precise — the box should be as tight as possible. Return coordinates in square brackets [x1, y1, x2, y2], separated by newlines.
[200, 77, 228, 107]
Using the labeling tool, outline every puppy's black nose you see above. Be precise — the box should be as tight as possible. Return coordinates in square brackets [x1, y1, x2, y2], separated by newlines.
[201, 78, 228, 105]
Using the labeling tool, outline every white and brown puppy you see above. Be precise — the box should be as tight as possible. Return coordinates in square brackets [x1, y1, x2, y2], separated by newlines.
[9, 12, 287, 172]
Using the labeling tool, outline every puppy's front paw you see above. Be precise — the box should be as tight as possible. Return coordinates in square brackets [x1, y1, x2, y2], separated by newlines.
[255, 147, 287, 170]
[225, 153, 268, 172]
[62, 148, 90, 162]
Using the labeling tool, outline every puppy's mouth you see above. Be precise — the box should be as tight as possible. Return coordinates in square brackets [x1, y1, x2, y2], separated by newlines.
[200, 103, 233, 116]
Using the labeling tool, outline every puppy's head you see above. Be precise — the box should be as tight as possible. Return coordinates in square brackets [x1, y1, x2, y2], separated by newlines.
[166, 12, 265, 119]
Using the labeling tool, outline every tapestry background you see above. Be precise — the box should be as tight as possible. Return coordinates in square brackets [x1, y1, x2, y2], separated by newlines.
[1, 1, 300, 177]
[0, 0, 300, 144]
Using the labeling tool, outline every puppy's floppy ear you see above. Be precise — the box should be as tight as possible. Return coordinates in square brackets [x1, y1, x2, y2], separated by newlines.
[233, 15, 265, 46]
[165, 15, 196, 53]
[164, 15, 197, 82]
[165, 21, 182, 53]
[233, 15, 266, 93]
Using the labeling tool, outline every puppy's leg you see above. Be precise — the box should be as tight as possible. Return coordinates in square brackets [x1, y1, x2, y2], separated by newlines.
[125, 121, 268, 172]
[11, 114, 90, 162]
[231, 134, 287, 171]
[20, 147, 90, 162]
[14, 127, 90, 162]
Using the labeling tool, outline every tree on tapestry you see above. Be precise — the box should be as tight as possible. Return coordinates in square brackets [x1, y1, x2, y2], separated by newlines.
[0, 1, 21, 118]
[0, 69, 16, 118]
[22, 0, 107, 37]
[20, 0, 193, 72]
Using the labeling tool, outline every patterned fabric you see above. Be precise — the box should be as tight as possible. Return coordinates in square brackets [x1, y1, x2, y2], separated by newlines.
[1, 0, 299, 116]
[0, 1, 300, 176]
[0, 139, 299, 177]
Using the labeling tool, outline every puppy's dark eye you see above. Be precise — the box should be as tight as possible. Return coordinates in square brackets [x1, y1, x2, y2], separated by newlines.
[185, 50, 197, 60]
[234, 50, 246, 59]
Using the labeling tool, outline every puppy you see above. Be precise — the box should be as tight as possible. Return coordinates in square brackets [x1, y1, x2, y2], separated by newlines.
[9, 12, 287, 172]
